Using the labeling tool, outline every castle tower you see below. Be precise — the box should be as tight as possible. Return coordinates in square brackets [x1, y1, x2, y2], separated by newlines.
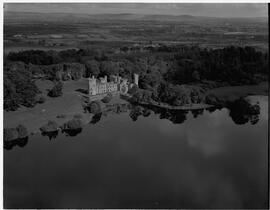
[134, 73, 139, 86]
[89, 75, 97, 96]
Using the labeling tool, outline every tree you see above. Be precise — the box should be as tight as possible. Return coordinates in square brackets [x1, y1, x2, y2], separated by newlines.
[100, 61, 119, 76]
[4, 77, 19, 111]
[131, 89, 152, 104]
[40, 120, 58, 133]
[89, 101, 102, 114]
[128, 85, 139, 95]
[48, 82, 63, 97]
[62, 119, 82, 130]
[84, 60, 100, 77]
[4, 62, 39, 111]
[101, 93, 113, 103]
[192, 70, 200, 81]
[35, 94, 46, 104]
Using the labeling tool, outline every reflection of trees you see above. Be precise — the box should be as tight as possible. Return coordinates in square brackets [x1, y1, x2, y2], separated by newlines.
[89, 103, 131, 124]
[105, 103, 131, 114]
[249, 115, 260, 125]
[159, 109, 188, 124]
[206, 106, 222, 113]
[129, 106, 152, 121]
[90, 99, 261, 126]
[142, 109, 151, 117]
[129, 105, 188, 124]
[129, 106, 142, 121]
[62, 128, 82, 137]
[191, 109, 204, 118]
[205, 99, 261, 125]
[4, 137, 29, 150]
[41, 131, 59, 140]
[170, 110, 188, 124]
[228, 99, 260, 125]
[90, 113, 102, 124]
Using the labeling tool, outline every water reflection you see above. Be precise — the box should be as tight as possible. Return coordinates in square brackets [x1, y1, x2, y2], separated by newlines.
[99, 99, 260, 126]
[90, 113, 103, 124]
[4, 137, 29, 150]
[228, 98, 260, 125]
[191, 109, 204, 118]
[4, 97, 263, 150]
[129, 106, 143, 121]
[62, 128, 82, 137]
[4, 96, 268, 208]
[41, 131, 59, 140]
[159, 109, 188, 124]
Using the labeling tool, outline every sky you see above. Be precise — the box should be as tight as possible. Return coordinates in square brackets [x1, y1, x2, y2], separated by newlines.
[4, 3, 268, 18]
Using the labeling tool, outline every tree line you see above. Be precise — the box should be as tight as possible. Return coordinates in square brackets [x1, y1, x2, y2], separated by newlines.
[4, 45, 268, 110]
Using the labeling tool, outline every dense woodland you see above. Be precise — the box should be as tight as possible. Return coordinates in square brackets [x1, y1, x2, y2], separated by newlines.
[4, 45, 268, 111]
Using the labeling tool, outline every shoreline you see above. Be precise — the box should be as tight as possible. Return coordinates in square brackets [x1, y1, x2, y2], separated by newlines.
[4, 80, 268, 136]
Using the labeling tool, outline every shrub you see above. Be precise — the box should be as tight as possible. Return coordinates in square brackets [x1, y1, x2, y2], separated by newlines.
[4, 128, 18, 142]
[101, 93, 112, 103]
[40, 120, 58, 133]
[130, 89, 152, 103]
[62, 119, 82, 130]
[89, 100, 102, 114]
[16, 124, 28, 138]
[36, 95, 46, 104]
[48, 82, 63, 97]
[127, 84, 139, 95]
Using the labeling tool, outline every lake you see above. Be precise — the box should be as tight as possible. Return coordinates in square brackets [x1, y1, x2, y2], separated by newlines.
[4, 96, 268, 209]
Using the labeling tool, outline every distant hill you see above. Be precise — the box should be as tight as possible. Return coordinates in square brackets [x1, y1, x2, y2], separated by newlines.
[4, 11, 268, 24]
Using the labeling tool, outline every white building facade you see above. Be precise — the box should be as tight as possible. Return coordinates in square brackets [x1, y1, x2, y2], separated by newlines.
[88, 73, 139, 97]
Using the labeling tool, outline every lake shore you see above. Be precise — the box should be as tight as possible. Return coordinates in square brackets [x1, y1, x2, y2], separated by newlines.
[134, 81, 268, 110]
[204, 81, 268, 105]
[4, 80, 268, 135]
[4, 79, 91, 134]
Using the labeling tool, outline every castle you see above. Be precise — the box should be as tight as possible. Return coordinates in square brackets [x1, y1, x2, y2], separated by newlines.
[88, 73, 139, 99]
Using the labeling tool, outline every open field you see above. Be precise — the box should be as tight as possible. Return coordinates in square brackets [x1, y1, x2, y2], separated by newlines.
[205, 82, 268, 103]
[4, 79, 90, 133]
[4, 12, 268, 53]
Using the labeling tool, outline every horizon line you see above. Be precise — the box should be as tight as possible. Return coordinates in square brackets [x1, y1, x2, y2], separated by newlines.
[4, 11, 268, 19]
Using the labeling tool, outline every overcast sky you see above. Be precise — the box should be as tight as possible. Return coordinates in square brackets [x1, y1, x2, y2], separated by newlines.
[4, 3, 268, 18]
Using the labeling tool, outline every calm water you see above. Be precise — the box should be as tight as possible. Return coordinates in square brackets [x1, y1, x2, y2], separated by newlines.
[4, 96, 268, 209]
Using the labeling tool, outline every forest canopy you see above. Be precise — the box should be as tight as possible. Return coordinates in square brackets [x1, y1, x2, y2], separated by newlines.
[4, 45, 268, 110]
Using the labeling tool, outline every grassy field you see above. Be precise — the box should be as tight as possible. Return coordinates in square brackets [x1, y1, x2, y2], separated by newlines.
[4, 78, 131, 134]
[4, 79, 90, 133]
[205, 82, 268, 103]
